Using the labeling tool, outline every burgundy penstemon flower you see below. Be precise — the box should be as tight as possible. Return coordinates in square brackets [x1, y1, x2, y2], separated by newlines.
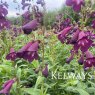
[22, 19, 39, 34]
[77, 31, 93, 52]
[66, 50, 74, 63]
[0, 78, 16, 94]
[22, 11, 32, 25]
[42, 64, 49, 77]
[17, 40, 40, 62]
[22, 11, 31, 19]
[84, 51, 95, 70]
[6, 48, 17, 61]
[0, 5, 8, 17]
[66, 0, 85, 12]
[78, 54, 84, 65]
[0, 3, 11, 30]
[57, 26, 72, 43]
[70, 29, 80, 44]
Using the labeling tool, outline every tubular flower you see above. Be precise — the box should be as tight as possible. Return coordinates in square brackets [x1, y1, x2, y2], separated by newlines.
[58, 26, 72, 43]
[66, 0, 85, 12]
[66, 50, 74, 63]
[0, 5, 8, 17]
[22, 19, 39, 34]
[22, 11, 32, 25]
[6, 48, 17, 61]
[17, 40, 40, 62]
[77, 31, 93, 52]
[22, 11, 31, 19]
[42, 64, 49, 77]
[0, 78, 16, 94]
[78, 54, 84, 65]
[84, 51, 95, 70]
[0, 4, 11, 30]
[70, 29, 80, 44]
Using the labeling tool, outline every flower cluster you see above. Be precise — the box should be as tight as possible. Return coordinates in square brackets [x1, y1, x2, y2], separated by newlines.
[54, 0, 95, 70]
[53, 17, 71, 34]
[21, 2, 43, 34]
[57, 24, 95, 70]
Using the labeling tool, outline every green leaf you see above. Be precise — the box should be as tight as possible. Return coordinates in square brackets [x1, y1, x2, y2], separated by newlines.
[66, 87, 90, 95]
[22, 88, 41, 95]
[35, 76, 44, 89]
[16, 68, 21, 80]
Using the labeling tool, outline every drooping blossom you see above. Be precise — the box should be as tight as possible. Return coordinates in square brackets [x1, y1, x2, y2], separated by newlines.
[57, 26, 72, 43]
[17, 40, 40, 62]
[66, 0, 85, 12]
[0, 78, 16, 94]
[77, 31, 93, 52]
[70, 29, 80, 44]
[0, 5, 8, 17]
[0, 3, 11, 30]
[66, 50, 74, 63]
[6, 48, 17, 61]
[78, 54, 84, 65]
[22, 11, 32, 25]
[42, 64, 48, 77]
[22, 11, 31, 19]
[22, 19, 39, 34]
[84, 51, 95, 70]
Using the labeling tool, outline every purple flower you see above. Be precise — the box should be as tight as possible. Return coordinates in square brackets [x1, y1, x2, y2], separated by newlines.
[42, 64, 48, 77]
[66, 0, 84, 12]
[78, 54, 84, 65]
[58, 26, 72, 43]
[0, 5, 8, 17]
[0, 17, 11, 30]
[22, 11, 31, 19]
[17, 41, 40, 62]
[0, 78, 16, 94]
[6, 48, 17, 61]
[70, 29, 80, 44]
[22, 19, 39, 34]
[84, 51, 95, 70]
[66, 50, 74, 63]
[36, 0, 45, 7]
[77, 31, 93, 52]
